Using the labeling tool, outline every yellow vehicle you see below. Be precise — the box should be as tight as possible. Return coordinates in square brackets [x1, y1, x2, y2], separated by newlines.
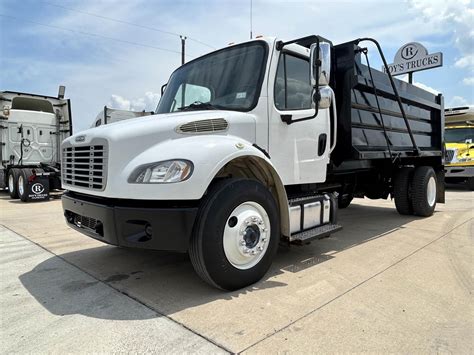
[444, 106, 474, 190]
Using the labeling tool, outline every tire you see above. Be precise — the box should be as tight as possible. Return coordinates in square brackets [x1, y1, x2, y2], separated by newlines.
[468, 177, 474, 191]
[18, 169, 34, 202]
[7, 168, 21, 199]
[411, 166, 437, 217]
[189, 178, 280, 291]
[338, 194, 353, 209]
[393, 167, 414, 215]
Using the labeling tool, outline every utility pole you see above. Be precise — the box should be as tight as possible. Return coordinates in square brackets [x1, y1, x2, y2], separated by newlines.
[180, 35, 187, 65]
[250, 0, 253, 39]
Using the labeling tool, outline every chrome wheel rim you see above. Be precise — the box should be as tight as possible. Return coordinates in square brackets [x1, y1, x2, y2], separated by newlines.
[18, 175, 24, 196]
[427, 176, 436, 207]
[223, 201, 271, 270]
[8, 174, 14, 192]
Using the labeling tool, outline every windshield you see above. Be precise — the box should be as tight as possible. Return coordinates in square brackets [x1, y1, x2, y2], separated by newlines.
[157, 41, 268, 113]
[445, 127, 474, 143]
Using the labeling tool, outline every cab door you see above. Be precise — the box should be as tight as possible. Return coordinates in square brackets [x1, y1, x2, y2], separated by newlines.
[268, 47, 331, 185]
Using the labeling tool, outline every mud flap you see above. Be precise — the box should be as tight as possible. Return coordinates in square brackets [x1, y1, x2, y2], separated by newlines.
[25, 174, 50, 202]
[436, 169, 445, 203]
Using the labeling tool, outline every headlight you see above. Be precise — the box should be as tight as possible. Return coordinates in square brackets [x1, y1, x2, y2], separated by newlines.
[129, 160, 193, 183]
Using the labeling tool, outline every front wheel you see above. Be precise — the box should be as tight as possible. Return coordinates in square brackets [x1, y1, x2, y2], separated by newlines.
[189, 178, 280, 291]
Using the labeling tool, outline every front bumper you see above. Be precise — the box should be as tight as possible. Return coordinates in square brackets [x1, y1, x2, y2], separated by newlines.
[62, 192, 198, 252]
[445, 165, 474, 178]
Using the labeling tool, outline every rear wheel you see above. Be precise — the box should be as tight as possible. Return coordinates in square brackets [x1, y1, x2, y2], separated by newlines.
[411, 166, 437, 217]
[393, 167, 414, 215]
[18, 169, 34, 202]
[7, 168, 21, 199]
[189, 178, 280, 290]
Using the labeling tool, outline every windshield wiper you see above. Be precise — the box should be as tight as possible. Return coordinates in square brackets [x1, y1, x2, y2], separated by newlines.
[178, 101, 220, 111]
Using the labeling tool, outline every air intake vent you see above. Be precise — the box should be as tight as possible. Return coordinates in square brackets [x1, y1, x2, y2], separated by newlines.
[177, 118, 228, 134]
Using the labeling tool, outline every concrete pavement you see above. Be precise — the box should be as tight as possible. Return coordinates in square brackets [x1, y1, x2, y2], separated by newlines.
[0, 226, 226, 354]
[0, 189, 472, 353]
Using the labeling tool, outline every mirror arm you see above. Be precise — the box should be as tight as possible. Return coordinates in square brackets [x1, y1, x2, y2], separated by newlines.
[280, 38, 320, 125]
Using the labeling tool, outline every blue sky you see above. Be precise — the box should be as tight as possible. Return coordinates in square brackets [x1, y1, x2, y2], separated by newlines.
[1, 0, 473, 132]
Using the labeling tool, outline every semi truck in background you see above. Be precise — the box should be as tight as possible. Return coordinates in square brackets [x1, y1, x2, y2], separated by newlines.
[61, 35, 444, 290]
[444, 106, 474, 190]
[0, 86, 72, 201]
[91, 106, 153, 128]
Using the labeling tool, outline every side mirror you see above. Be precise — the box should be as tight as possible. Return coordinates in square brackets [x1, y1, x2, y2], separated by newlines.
[318, 43, 331, 86]
[161, 84, 167, 96]
[310, 42, 331, 87]
[309, 43, 320, 88]
[319, 86, 332, 109]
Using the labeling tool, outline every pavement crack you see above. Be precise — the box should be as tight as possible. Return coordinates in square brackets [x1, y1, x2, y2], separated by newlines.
[238, 217, 473, 354]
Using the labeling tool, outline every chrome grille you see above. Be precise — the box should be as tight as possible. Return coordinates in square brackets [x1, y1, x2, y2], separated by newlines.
[62, 142, 107, 190]
[445, 149, 455, 163]
[176, 118, 228, 134]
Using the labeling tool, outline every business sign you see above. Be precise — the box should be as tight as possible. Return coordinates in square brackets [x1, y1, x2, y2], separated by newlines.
[383, 42, 442, 76]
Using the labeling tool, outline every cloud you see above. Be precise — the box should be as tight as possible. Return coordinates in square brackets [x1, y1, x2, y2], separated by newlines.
[109, 92, 160, 112]
[408, 0, 474, 85]
[462, 77, 474, 86]
[447, 95, 468, 107]
[399, 75, 440, 95]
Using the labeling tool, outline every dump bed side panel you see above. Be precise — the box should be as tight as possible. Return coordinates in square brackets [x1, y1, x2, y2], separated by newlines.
[331, 42, 444, 164]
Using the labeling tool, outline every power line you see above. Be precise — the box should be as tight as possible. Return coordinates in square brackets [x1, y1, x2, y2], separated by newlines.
[0, 14, 195, 58]
[42, 1, 216, 50]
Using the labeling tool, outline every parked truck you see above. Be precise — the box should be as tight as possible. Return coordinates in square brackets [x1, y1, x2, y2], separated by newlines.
[444, 106, 474, 190]
[61, 36, 444, 290]
[91, 106, 153, 128]
[1, 86, 72, 201]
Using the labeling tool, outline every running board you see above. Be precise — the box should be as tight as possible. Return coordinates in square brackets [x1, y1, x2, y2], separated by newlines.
[289, 223, 343, 242]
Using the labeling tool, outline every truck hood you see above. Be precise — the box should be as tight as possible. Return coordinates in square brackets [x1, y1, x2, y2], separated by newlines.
[64, 110, 257, 150]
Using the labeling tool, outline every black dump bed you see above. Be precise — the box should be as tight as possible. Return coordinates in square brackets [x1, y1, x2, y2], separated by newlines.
[331, 41, 444, 165]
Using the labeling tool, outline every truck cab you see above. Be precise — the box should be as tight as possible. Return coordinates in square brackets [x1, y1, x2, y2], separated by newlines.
[61, 36, 444, 290]
[1, 87, 72, 201]
[444, 106, 474, 190]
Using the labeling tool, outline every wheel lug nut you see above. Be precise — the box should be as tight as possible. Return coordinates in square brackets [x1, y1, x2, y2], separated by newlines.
[240, 240, 246, 246]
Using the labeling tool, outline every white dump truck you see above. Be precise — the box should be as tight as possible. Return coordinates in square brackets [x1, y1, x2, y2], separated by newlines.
[91, 106, 153, 128]
[61, 36, 444, 290]
[1, 86, 72, 201]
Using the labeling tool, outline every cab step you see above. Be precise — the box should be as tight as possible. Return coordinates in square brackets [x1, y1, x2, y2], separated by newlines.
[290, 223, 343, 242]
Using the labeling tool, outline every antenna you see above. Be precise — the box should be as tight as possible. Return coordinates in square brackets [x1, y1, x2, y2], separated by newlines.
[250, 0, 253, 39]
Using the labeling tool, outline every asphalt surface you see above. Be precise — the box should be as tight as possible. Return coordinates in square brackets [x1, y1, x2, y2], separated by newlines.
[0, 188, 472, 353]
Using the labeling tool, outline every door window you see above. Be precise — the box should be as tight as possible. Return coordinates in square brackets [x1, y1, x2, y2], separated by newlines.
[274, 53, 312, 110]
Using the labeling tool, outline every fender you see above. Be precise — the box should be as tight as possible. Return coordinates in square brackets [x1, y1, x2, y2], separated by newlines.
[118, 135, 277, 197]
[116, 134, 291, 235]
